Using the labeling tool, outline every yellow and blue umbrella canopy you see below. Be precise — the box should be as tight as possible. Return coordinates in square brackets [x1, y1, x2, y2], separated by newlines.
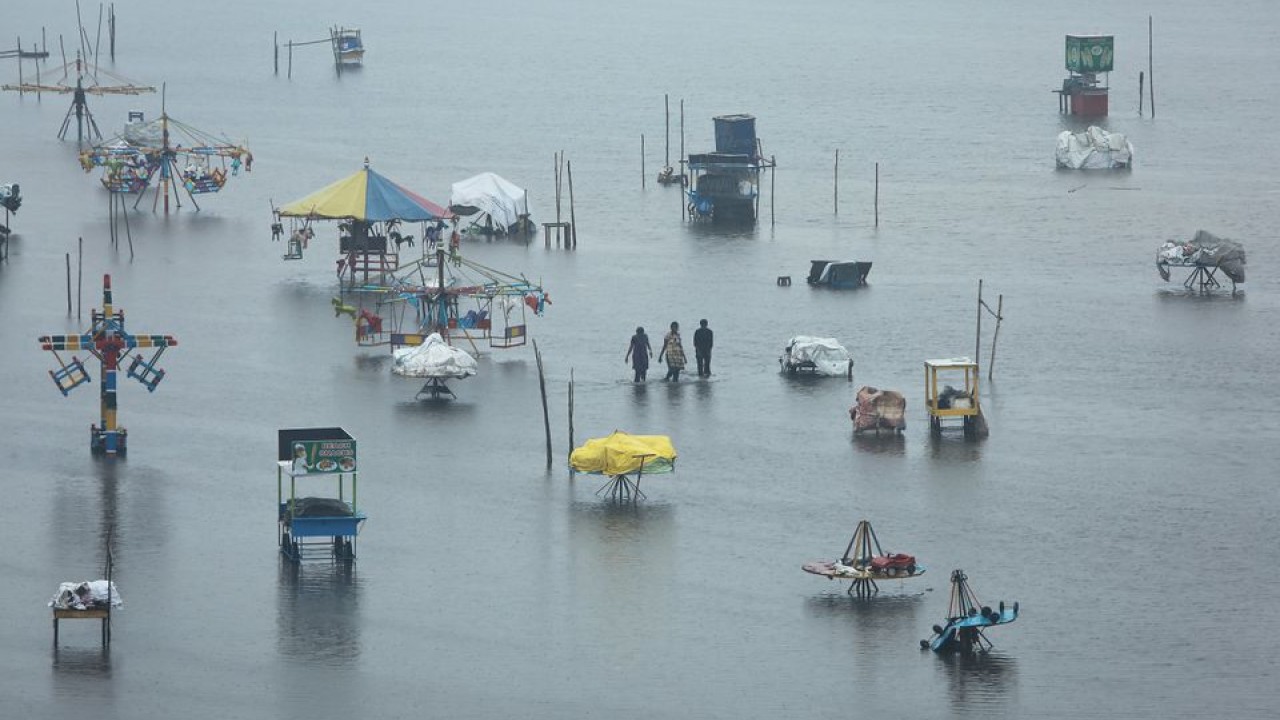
[570, 431, 677, 476]
[279, 164, 452, 222]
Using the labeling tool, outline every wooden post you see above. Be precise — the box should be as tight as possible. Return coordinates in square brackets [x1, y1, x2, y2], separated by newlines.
[34, 45, 40, 99]
[679, 99, 685, 221]
[274, 31, 278, 75]
[567, 160, 577, 248]
[17, 36, 23, 96]
[987, 294, 1003, 381]
[641, 134, 645, 188]
[287, 41, 293, 79]
[109, 4, 115, 62]
[534, 339, 552, 469]
[874, 162, 879, 227]
[65, 253, 72, 316]
[94, 3, 103, 64]
[974, 279, 983, 367]
[77, 236, 83, 318]
[1148, 16, 1155, 118]
[1138, 71, 1144, 116]
[568, 368, 575, 459]
[770, 155, 775, 227]
[833, 149, 839, 215]
[664, 94, 670, 168]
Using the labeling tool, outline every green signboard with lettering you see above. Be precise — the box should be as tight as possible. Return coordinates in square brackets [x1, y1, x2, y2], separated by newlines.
[290, 438, 356, 474]
[1065, 35, 1114, 73]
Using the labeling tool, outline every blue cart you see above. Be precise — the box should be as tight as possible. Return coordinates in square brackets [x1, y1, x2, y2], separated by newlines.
[277, 428, 366, 561]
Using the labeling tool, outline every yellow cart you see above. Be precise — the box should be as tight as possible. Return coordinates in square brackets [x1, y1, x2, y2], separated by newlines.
[924, 357, 983, 436]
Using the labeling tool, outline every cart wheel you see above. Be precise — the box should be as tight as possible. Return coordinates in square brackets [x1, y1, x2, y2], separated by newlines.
[906, 565, 916, 575]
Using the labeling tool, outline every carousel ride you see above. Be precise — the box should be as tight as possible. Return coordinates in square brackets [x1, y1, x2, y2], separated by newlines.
[78, 95, 252, 213]
[276, 161, 451, 287]
[569, 431, 678, 502]
[920, 569, 1018, 653]
[803, 519, 925, 597]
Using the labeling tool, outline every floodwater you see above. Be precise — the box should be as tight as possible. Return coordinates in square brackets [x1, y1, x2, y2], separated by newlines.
[2, 1, 1279, 718]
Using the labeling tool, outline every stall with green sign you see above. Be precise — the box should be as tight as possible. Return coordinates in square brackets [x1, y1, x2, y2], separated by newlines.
[276, 427, 366, 561]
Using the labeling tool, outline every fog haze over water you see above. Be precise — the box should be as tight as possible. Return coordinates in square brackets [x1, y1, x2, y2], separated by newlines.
[1, 1, 1278, 718]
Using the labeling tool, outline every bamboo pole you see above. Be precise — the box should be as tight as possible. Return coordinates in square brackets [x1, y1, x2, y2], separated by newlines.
[679, 99, 685, 221]
[77, 236, 83, 318]
[1148, 16, 1155, 118]
[834, 149, 839, 215]
[534, 339, 552, 469]
[65, 253, 72, 316]
[287, 41, 292, 79]
[664, 94, 670, 168]
[108, 4, 114, 62]
[987, 294, 1003, 381]
[567, 160, 577, 248]
[974, 279, 983, 366]
[274, 31, 278, 75]
[874, 162, 880, 227]
[1138, 71, 1144, 116]
[17, 36, 23, 96]
[94, 3, 103, 64]
[770, 155, 775, 227]
[568, 368, 575, 459]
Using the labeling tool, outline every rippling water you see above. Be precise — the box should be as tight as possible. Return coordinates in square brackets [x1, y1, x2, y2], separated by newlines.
[2, 1, 1278, 718]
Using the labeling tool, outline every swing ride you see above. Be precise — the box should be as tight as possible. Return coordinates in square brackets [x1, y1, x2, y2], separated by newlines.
[2, 55, 155, 145]
[920, 569, 1019, 653]
[803, 519, 925, 597]
[78, 92, 252, 213]
[569, 431, 678, 502]
[341, 247, 550, 357]
[276, 161, 452, 287]
[37, 274, 178, 455]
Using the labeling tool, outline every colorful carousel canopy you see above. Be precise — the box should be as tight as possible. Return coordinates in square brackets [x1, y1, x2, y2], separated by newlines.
[279, 164, 452, 222]
[569, 431, 677, 477]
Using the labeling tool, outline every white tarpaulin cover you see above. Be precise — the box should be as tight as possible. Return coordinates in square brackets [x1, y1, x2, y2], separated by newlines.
[781, 336, 852, 376]
[1055, 126, 1133, 169]
[49, 580, 123, 609]
[449, 172, 529, 229]
[392, 333, 478, 379]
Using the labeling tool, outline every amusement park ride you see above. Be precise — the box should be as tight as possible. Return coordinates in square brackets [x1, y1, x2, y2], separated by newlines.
[921, 569, 1019, 653]
[1, 55, 155, 145]
[78, 87, 252, 213]
[803, 520, 925, 597]
[38, 275, 178, 456]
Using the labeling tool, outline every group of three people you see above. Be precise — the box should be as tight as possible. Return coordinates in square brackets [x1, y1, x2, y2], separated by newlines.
[625, 320, 713, 382]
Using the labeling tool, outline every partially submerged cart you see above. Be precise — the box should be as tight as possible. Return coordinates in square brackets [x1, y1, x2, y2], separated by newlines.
[924, 357, 986, 437]
[277, 428, 366, 561]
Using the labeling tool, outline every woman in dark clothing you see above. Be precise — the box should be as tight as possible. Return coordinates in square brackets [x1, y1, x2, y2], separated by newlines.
[625, 326, 653, 382]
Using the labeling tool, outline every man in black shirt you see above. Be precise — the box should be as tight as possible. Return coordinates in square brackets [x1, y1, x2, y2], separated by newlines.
[693, 319, 714, 377]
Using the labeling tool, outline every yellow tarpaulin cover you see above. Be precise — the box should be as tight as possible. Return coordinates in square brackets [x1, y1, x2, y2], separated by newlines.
[569, 431, 677, 476]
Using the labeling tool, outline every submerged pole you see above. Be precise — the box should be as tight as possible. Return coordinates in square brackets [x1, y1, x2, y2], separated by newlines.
[109, 3, 115, 62]
[1138, 71, 1144, 116]
[664, 93, 670, 168]
[534, 339, 552, 469]
[65, 253, 72, 316]
[568, 368, 575, 459]
[988, 294, 1003, 381]
[274, 31, 278, 75]
[974, 279, 983, 367]
[1148, 15, 1155, 118]
[834, 149, 839, 215]
[567, 159, 577, 248]
[770, 155, 775, 227]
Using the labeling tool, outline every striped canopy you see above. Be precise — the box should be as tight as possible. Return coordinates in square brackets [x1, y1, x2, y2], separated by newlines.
[279, 165, 452, 222]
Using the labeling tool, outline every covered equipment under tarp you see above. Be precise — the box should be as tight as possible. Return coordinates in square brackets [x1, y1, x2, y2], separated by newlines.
[391, 332, 478, 378]
[851, 385, 907, 434]
[1156, 230, 1246, 284]
[1055, 126, 1133, 169]
[570, 431, 676, 477]
[280, 164, 452, 222]
[49, 580, 123, 610]
[449, 172, 530, 231]
[780, 336, 853, 376]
